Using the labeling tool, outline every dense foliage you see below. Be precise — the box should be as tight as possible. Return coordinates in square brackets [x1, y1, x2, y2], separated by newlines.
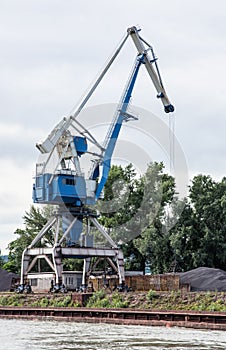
[2, 163, 226, 274]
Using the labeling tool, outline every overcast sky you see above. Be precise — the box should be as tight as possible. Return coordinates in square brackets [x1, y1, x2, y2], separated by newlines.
[1, 0, 226, 254]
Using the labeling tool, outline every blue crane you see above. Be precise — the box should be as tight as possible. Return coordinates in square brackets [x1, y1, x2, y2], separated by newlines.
[20, 26, 174, 291]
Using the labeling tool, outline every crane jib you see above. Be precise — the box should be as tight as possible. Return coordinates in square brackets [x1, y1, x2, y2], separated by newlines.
[94, 56, 143, 200]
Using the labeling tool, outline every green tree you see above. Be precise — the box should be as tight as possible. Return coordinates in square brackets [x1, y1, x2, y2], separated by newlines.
[96, 163, 145, 269]
[168, 199, 197, 271]
[96, 164, 143, 245]
[97, 164, 143, 228]
[133, 162, 177, 274]
[188, 175, 226, 269]
[123, 241, 145, 271]
[169, 175, 226, 271]
[98, 162, 178, 273]
[62, 258, 83, 271]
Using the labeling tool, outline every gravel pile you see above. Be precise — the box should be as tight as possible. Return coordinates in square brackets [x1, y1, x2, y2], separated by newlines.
[179, 267, 226, 292]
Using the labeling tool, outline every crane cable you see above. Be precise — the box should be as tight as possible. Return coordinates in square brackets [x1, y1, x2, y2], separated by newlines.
[168, 113, 175, 174]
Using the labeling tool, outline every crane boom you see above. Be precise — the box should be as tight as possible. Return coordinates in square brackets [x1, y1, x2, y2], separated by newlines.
[127, 26, 174, 113]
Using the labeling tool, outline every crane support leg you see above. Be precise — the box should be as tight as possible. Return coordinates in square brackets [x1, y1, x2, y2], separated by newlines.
[20, 249, 31, 285]
[116, 249, 125, 285]
[82, 257, 91, 286]
[52, 247, 63, 285]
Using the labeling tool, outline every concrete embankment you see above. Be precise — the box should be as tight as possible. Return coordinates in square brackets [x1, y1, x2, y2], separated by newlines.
[0, 306, 226, 330]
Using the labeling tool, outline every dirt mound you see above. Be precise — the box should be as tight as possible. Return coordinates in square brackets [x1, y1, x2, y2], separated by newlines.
[179, 267, 226, 292]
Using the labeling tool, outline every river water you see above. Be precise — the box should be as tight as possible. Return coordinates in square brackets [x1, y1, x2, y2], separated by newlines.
[0, 319, 225, 350]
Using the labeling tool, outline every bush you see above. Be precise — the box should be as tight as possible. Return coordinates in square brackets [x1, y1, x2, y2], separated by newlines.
[0, 296, 9, 306]
[56, 296, 72, 307]
[86, 290, 129, 309]
[0, 294, 24, 307]
[146, 289, 157, 301]
[111, 292, 129, 308]
[86, 289, 107, 308]
[39, 297, 49, 307]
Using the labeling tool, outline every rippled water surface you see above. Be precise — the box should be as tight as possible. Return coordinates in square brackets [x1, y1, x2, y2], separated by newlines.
[0, 319, 226, 350]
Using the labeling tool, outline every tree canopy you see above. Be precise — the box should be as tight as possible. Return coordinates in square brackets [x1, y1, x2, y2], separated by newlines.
[3, 164, 226, 274]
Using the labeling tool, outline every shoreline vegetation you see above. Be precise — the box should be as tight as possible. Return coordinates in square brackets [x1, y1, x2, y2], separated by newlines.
[0, 290, 226, 312]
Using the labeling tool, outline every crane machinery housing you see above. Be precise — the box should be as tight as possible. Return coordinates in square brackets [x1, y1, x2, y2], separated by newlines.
[20, 26, 174, 292]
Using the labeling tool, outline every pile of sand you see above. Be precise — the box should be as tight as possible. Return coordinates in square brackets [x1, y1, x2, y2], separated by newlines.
[179, 267, 226, 291]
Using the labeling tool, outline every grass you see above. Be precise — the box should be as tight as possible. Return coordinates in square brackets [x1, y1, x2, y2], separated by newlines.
[0, 294, 80, 308]
[123, 290, 226, 312]
[0, 290, 225, 312]
[86, 290, 129, 308]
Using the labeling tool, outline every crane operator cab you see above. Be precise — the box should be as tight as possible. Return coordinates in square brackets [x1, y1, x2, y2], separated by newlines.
[33, 132, 97, 207]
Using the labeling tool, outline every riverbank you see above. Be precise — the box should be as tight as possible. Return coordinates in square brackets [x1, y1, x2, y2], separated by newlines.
[86, 290, 226, 312]
[0, 290, 226, 311]
[0, 290, 226, 330]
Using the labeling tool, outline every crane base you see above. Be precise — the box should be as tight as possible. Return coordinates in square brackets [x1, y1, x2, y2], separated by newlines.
[20, 208, 125, 290]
